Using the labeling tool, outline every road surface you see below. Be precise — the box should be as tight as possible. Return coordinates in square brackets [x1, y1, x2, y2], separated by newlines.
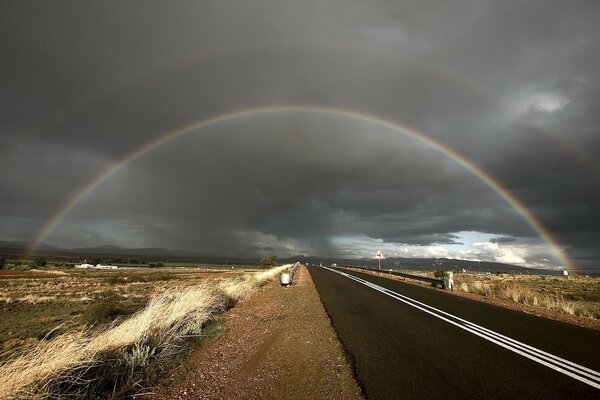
[309, 266, 600, 399]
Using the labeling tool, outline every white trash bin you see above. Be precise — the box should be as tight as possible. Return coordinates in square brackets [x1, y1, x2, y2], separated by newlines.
[280, 273, 291, 286]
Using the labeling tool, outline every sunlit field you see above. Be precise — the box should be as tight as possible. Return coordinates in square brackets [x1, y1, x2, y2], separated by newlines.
[0, 263, 288, 399]
[0, 264, 250, 356]
[453, 272, 600, 319]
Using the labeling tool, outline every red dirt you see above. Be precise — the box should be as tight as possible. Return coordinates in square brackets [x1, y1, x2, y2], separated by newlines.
[149, 266, 362, 399]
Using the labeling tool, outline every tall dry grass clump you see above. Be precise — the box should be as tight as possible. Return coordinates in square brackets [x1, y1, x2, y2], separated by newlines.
[456, 277, 599, 319]
[0, 265, 290, 399]
[459, 281, 494, 297]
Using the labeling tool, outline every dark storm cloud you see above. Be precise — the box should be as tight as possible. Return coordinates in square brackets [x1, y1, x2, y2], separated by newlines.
[1, 1, 599, 265]
[489, 237, 517, 244]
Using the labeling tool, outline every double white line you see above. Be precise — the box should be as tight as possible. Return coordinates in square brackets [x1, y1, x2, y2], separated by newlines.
[323, 267, 600, 389]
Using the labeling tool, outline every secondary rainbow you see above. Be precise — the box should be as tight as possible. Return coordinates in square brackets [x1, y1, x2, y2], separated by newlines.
[27, 104, 573, 269]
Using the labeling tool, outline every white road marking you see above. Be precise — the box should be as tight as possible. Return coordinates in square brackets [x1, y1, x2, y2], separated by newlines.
[322, 267, 600, 389]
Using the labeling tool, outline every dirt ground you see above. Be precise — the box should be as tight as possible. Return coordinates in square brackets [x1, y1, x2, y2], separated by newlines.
[150, 266, 362, 400]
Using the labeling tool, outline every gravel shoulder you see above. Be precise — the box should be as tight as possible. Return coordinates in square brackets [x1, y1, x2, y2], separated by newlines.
[150, 266, 362, 400]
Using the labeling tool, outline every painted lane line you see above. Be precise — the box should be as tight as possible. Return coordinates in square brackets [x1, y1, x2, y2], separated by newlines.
[323, 267, 600, 389]
[337, 271, 600, 385]
[336, 271, 600, 388]
[373, 283, 600, 382]
[338, 268, 600, 378]
[381, 287, 600, 383]
[375, 281, 600, 381]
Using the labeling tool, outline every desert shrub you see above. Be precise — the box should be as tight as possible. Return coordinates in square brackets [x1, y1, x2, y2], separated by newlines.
[33, 258, 47, 267]
[81, 296, 128, 325]
[458, 281, 494, 296]
[497, 283, 538, 305]
[122, 342, 156, 376]
[105, 276, 124, 285]
[433, 269, 448, 278]
[259, 255, 278, 268]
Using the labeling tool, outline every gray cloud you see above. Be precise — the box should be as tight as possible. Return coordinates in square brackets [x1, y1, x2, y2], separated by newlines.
[1, 1, 599, 267]
[489, 237, 517, 244]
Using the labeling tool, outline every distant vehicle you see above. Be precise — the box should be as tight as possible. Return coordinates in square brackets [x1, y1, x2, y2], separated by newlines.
[331, 263, 337, 267]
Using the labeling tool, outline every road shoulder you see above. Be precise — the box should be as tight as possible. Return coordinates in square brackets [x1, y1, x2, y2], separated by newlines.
[150, 266, 361, 400]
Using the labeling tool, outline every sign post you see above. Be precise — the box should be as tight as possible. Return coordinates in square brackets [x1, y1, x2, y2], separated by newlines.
[375, 250, 385, 270]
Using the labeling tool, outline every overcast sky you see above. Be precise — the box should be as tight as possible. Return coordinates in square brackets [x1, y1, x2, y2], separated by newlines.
[1, 1, 599, 269]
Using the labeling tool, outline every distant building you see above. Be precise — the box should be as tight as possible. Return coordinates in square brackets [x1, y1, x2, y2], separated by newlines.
[95, 264, 118, 270]
[74, 263, 118, 269]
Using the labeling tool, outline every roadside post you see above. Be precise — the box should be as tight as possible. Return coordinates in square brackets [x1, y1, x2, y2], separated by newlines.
[375, 250, 385, 270]
[443, 272, 454, 290]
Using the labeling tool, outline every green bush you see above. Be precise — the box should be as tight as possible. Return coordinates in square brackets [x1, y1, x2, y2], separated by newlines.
[433, 269, 448, 278]
[259, 255, 278, 268]
[34, 257, 47, 267]
[122, 343, 156, 376]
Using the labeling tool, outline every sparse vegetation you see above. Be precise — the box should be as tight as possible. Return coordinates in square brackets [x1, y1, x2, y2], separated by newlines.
[260, 255, 278, 268]
[433, 269, 448, 278]
[260, 256, 277, 268]
[33, 258, 47, 267]
[454, 273, 600, 319]
[0, 264, 289, 399]
[0, 267, 228, 349]
[80, 295, 130, 325]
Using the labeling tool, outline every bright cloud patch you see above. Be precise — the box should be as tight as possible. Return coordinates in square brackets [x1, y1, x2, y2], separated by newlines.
[332, 231, 563, 269]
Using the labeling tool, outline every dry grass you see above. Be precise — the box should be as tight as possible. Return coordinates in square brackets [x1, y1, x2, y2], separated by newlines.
[0, 267, 242, 347]
[455, 274, 600, 319]
[0, 265, 290, 399]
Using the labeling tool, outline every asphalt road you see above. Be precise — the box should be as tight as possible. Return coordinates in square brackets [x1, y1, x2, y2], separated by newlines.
[309, 266, 600, 400]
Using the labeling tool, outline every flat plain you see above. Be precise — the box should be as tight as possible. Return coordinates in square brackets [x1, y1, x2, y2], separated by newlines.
[0, 266, 244, 357]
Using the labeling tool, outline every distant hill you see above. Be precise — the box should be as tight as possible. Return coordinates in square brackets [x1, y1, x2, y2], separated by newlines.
[279, 255, 531, 273]
[0, 241, 543, 272]
[0, 241, 221, 262]
[69, 245, 206, 257]
[0, 241, 61, 251]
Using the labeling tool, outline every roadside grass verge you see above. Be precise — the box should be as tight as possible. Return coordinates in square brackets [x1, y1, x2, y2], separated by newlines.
[457, 278, 600, 319]
[0, 265, 290, 399]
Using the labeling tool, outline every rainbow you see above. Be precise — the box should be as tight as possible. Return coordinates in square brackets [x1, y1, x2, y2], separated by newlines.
[27, 104, 572, 269]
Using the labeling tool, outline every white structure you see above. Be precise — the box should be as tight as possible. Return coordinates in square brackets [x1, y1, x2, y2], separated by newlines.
[96, 264, 119, 270]
[375, 250, 385, 270]
[280, 272, 291, 286]
[444, 272, 454, 290]
[74, 263, 118, 270]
